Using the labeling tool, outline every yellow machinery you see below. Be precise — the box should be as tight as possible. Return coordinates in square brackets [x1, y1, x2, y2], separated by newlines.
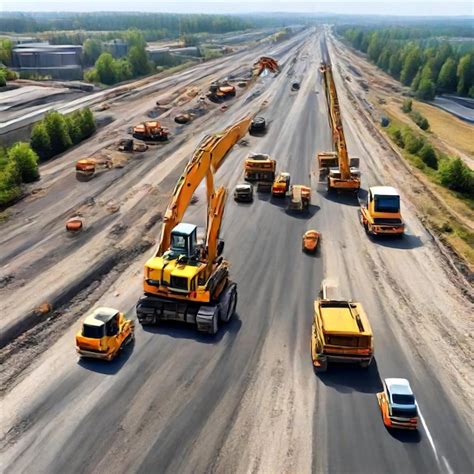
[318, 62, 360, 193]
[75, 157, 113, 181]
[76, 307, 135, 361]
[311, 281, 373, 372]
[271, 172, 291, 197]
[244, 152, 276, 192]
[360, 186, 404, 237]
[136, 116, 252, 334]
[287, 184, 311, 212]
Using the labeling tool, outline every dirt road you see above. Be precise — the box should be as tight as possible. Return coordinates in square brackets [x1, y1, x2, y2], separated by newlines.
[1, 29, 472, 474]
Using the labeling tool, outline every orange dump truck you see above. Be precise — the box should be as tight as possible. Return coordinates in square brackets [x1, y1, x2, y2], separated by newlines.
[132, 121, 169, 141]
[75, 158, 112, 180]
[244, 152, 276, 192]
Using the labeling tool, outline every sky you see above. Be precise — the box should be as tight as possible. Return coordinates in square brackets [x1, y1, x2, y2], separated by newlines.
[1, 0, 473, 16]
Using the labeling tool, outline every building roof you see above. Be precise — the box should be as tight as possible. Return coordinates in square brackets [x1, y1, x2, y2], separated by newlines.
[370, 186, 399, 196]
[385, 378, 413, 395]
[83, 307, 119, 326]
[173, 223, 197, 235]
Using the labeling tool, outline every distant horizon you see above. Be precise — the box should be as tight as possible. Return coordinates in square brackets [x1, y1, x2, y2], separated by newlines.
[1, 1, 473, 17]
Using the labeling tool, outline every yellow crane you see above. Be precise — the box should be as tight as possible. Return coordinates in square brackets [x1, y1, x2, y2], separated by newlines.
[136, 116, 252, 334]
[318, 62, 360, 193]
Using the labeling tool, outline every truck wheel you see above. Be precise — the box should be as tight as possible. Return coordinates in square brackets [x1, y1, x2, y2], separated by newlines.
[210, 311, 219, 335]
[219, 283, 237, 323]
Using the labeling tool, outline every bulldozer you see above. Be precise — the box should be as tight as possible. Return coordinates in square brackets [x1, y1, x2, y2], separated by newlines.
[132, 121, 169, 141]
[318, 62, 360, 193]
[136, 115, 252, 334]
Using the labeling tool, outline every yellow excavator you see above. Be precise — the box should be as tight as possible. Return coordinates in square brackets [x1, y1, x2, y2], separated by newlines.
[136, 116, 252, 334]
[318, 62, 360, 193]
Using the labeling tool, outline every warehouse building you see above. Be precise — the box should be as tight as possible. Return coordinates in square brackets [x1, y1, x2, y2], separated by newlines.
[11, 43, 83, 80]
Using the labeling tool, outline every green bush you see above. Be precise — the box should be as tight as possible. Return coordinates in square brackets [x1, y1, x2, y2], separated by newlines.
[43, 111, 72, 156]
[418, 143, 438, 169]
[79, 108, 96, 138]
[0, 69, 6, 87]
[66, 115, 82, 145]
[416, 78, 436, 100]
[30, 122, 52, 161]
[401, 98, 412, 113]
[439, 157, 474, 196]
[8, 143, 39, 183]
[401, 128, 424, 154]
[409, 110, 430, 130]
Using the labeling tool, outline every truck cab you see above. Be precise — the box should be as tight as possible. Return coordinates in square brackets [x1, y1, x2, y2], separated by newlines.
[360, 186, 404, 236]
[272, 172, 291, 196]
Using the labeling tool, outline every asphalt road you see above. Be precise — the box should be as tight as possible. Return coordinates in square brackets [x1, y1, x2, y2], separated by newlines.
[1, 30, 472, 474]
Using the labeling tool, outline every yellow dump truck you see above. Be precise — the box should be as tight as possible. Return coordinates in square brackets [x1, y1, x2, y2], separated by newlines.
[311, 283, 373, 372]
[360, 186, 404, 237]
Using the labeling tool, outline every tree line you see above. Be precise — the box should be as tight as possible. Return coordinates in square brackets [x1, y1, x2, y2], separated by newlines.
[338, 26, 474, 99]
[0, 12, 252, 35]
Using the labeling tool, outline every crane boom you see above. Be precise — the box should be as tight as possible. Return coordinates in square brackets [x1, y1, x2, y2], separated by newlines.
[321, 63, 350, 179]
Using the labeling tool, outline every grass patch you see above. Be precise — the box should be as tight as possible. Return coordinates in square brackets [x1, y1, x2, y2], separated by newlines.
[385, 115, 474, 270]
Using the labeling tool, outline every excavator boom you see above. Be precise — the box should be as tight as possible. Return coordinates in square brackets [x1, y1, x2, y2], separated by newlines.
[157, 116, 252, 256]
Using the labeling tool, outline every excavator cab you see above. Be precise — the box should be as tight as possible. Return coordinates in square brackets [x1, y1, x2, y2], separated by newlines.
[170, 223, 198, 259]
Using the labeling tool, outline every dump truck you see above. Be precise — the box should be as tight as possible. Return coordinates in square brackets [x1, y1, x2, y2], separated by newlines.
[207, 82, 236, 103]
[244, 152, 276, 193]
[319, 62, 360, 193]
[311, 281, 374, 372]
[132, 121, 169, 141]
[75, 157, 113, 180]
[136, 116, 252, 334]
[360, 186, 404, 237]
[287, 184, 311, 212]
[272, 172, 291, 197]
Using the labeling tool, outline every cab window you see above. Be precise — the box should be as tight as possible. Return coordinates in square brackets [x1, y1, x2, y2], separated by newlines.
[82, 324, 104, 339]
[374, 195, 399, 213]
[106, 315, 119, 336]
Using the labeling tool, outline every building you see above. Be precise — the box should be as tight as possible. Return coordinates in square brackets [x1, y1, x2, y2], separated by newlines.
[103, 40, 128, 58]
[11, 43, 83, 80]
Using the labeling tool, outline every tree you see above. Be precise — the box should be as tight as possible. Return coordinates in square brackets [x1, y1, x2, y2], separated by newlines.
[0, 158, 22, 207]
[389, 52, 403, 80]
[8, 143, 39, 183]
[439, 157, 474, 196]
[0, 69, 6, 87]
[125, 29, 146, 49]
[30, 122, 52, 161]
[95, 52, 117, 85]
[437, 58, 457, 92]
[367, 32, 383, 63]
[79, 108, 96, 138]
[66, 114, 82, 144]
[0, 39, 13, 65]
[457, 53, 473, 96]
[116, 58, 133, 82]
[43, 111, 72, 155]
[416, 78, 436, 100]
[128, 45, 150, 76]
[83, 38, 102, 66]
[418, 143, 437, 169]
[401, 128, 424, 154]
[400, 47, 422, 86]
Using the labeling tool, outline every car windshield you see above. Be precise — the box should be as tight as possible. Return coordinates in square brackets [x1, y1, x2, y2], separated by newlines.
[392, 394, 415, 405]
[374, 195, 400, 213]
[82, 324, 104, 338]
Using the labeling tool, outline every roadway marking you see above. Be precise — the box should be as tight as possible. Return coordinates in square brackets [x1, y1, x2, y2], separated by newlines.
[417, 406, 439, 462]
[442, 456, 454, 474]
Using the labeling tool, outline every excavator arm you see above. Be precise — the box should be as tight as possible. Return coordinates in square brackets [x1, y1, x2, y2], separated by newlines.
[156, 115, 252, 257]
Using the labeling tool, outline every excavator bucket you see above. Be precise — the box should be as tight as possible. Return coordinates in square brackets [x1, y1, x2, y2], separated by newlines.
[252, 56, 280, 78]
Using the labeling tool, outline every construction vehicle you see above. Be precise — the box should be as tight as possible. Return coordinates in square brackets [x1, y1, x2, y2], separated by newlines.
[234, 183, 254, 202]
[244, 152, 276, 193]
[287, 184, 311, 212]
[302, 230, 320, 253]
[360, 186, 404, 237]
[76, 307, 135, 361]
[132, 121, 169, 141]
[311, 281, 374, 372]
[252, 56, 280, 78]
[75, 157, 113, 180]
[207, 82, 236, 103]
[318, 62, 360, 193]
[272, 172, 291, 197]
[249, 116, 266, 135]
[136, 116, 252, 334]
